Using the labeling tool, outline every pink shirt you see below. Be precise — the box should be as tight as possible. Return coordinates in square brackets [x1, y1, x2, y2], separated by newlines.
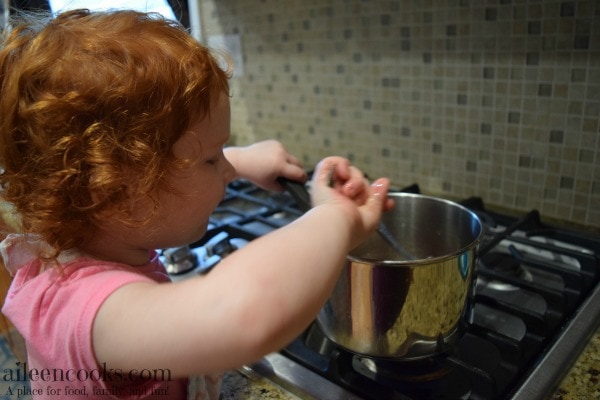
[1, 234, 220, 399]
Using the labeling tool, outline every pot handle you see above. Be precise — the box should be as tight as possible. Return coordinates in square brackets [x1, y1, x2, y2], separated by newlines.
[276, 177, 312, 213]
[477, 210, 540, 256]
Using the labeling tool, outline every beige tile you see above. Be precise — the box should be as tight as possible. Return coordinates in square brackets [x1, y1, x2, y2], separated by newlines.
[203, 0, 600, 227]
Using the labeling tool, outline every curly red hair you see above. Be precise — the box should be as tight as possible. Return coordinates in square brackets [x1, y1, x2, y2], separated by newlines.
[0, 9, 230, 255]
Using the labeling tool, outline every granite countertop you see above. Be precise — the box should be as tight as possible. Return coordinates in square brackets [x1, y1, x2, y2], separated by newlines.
[221, 328, 600, 399]
[551, 328, 600, 400]
[220, 368, 302, 400]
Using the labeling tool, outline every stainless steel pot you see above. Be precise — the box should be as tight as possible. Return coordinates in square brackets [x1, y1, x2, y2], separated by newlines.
[316, 193, 483, 360]
[277, 178, 484, 360]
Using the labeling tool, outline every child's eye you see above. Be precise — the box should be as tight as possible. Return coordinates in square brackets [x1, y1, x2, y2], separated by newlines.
[206, 155, 220, 165]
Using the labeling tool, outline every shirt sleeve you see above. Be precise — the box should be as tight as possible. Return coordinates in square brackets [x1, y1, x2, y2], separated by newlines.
[3, 261, 157, 374]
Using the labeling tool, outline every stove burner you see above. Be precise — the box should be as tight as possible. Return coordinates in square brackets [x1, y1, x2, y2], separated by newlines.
[162, 246, 199, 275]
[198, 232, 249, 273]
[481, 252, 533, 282]
[207, 234, 237, 258]
[351, 354, 472, 399]
[355, 355, 453, 382]
[162, 232, 250, 279]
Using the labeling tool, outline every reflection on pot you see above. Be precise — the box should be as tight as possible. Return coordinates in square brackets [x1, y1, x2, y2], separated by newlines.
[317, 193, 483, 360]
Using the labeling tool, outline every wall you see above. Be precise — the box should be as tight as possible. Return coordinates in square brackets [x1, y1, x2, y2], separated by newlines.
[199, 0, 599, 228]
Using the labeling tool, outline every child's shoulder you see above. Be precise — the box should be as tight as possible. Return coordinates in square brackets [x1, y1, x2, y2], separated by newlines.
[1, 234, 165, 292]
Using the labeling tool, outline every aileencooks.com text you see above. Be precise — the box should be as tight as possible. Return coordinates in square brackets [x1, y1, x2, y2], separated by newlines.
[2, 361, 172, 383]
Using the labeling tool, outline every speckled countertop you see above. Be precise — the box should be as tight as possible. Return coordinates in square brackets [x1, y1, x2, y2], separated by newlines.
[221, 328, 600, 399]
[551, 328, 600, 400]
[220, 368, 302, 400]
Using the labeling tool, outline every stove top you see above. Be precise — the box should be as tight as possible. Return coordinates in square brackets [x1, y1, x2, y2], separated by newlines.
[164, 180, 600, 399]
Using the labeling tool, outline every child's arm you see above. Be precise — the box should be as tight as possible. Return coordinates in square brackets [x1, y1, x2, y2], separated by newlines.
[92, 157, 390, 377]
[224, 139, 307, 191]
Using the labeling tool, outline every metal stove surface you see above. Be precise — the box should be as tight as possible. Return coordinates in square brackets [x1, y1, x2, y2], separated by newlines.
[166, 180, 600, 400]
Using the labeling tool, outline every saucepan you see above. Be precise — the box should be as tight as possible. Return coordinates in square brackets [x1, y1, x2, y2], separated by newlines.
[278, 177, 533, 360]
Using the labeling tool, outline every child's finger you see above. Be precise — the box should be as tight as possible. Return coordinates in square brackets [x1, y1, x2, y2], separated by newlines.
[364, 178, 391, 219]
[313, 158, 338, 187]
[340, 166, 369, 198]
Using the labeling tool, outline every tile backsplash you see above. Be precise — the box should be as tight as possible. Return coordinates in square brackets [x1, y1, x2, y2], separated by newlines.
[199, 0, 599, 229]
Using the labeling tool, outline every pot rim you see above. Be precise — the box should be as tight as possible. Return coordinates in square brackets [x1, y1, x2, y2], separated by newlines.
[347, 193, 484, 265]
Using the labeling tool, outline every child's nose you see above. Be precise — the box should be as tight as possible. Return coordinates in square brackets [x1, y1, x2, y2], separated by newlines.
[223, 159, 236, 183]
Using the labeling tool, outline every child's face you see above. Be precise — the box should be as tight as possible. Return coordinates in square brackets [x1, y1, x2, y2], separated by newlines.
[157, 93, 236, 247]
[104, 94, 236, 252]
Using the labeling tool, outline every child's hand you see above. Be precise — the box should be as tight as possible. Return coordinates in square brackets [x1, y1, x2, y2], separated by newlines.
[224, 140, 307, 191]
[310, 157, 393, 249]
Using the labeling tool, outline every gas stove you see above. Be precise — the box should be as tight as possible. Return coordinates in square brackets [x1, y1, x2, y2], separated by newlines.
[163, 179, 600, 399]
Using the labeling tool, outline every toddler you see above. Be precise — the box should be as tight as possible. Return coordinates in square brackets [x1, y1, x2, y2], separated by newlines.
[0, 9, 391, 399]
